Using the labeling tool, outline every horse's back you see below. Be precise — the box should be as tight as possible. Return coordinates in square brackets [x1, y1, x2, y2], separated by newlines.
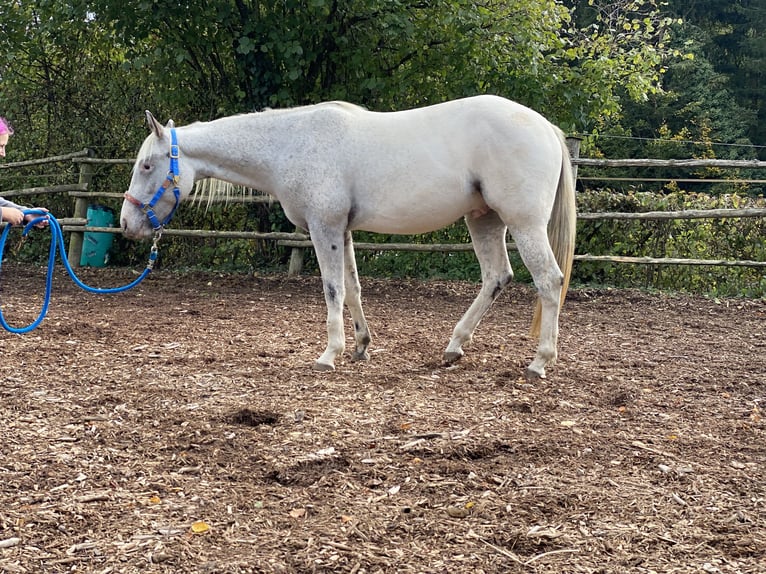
[344, 96, 560, 173]
[318, 96, 564, 234]
[364, 95, 553, 135]
[276, 95, 558, 163]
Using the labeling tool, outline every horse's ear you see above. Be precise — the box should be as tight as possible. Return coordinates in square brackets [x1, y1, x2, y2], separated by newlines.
[145, 111, 164, 138]
[167, 119, 175, 128]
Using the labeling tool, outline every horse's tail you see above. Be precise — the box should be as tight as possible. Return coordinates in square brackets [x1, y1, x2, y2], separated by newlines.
[530, 128, 577, 337]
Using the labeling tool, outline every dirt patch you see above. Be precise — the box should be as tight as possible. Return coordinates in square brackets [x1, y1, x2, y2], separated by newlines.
[1, 263, 764, 573]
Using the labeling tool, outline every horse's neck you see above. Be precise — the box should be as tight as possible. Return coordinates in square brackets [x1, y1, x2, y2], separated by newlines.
[182, 114, 289, 192]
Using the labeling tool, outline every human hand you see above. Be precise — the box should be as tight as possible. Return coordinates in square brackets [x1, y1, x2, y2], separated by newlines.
[1, 207, 25, 226]
[24, 208, 49, 228]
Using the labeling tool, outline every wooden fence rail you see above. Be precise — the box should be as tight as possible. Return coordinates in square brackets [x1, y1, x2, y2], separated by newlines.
[572, 157, 766, 168]
[576, 207, 766, 220]
[1, 146, 764, 273]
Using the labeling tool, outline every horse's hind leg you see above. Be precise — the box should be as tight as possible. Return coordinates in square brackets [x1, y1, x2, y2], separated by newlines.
[444, 210, 513, 363]
[343, 232, 371, 361]
[509, 224, 563, 379]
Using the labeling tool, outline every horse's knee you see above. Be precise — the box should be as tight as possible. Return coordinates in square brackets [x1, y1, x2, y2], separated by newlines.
[490, 272, 514, 299]
[323, 279, 343, 305]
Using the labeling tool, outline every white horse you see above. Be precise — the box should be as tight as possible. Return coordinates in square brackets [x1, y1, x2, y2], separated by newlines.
[120, 95, 576, 379]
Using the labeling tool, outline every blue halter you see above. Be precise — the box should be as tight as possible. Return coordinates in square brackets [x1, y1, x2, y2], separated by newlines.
[124, 127, 181, 230]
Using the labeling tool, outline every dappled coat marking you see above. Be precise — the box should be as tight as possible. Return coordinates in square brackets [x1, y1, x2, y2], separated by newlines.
[120, 95, 576, 379]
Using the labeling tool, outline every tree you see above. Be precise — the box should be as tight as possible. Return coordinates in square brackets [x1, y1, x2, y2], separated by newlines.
[589, 1, 762, 191]
[0, 0, 683, 272]
[66, 0, 677, 130]
[667, 0, 765, 157]
[0, 1, 162, 158]
[597, 23, 757, 159]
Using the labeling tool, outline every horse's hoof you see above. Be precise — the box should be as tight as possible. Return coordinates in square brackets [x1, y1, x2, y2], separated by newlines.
[351, 351, 370, 362]
[313, 361, 335, 372]
[524, 367, 546, 381]
[443, 350, 464, 364]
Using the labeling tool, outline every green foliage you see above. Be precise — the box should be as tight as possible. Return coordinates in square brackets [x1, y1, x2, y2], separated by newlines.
[575, 189, 766, 297]
[594, 0, 765, 173]
[593, 21, 760, 184]
[12, 0, 678, 131]
[666, 0, 766, 158]
[0, 2, 160, 159]
[2, 0, 764, 298]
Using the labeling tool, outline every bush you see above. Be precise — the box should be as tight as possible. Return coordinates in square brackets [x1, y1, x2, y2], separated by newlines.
[575, 189, 766, 297]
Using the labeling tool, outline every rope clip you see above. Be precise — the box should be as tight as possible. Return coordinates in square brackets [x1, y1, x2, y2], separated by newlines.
[147, 228, 163, 270]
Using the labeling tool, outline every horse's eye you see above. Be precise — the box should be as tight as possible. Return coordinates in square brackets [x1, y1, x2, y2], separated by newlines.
[141, 162, 151, 172]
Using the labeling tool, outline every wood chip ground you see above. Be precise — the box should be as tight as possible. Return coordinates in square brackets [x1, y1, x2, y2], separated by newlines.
[1, 264, 764, 573]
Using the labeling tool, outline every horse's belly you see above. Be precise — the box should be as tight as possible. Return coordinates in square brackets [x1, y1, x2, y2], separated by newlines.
[352, 196, 477, 234]
[346, 145, 491, 234]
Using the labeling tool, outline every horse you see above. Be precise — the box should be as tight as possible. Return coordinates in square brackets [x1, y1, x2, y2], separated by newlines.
[120, 95, 576, 379]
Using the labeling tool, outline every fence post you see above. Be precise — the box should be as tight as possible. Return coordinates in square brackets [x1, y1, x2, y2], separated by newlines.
[287, 226, 307, 276]
[67, 149, 95, 266]
[566, 136, 583, 182]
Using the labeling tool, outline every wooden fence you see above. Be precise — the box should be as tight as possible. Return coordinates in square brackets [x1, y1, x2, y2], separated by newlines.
[1, 144, 765, 273]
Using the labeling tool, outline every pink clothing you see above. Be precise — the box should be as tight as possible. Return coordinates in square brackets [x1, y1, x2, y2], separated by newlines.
[0, 117, 14, 135]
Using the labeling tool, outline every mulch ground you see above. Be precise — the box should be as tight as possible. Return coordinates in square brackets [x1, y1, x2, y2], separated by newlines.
[0, 263, 764, 573]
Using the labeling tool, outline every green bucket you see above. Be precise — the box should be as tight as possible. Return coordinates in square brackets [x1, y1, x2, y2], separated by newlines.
[80, 205, 114, 267]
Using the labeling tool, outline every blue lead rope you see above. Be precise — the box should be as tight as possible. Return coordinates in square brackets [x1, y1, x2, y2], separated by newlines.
[0, 209, 158, 333]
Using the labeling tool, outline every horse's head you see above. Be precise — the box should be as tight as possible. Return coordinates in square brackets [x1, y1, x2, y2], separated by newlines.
[120, 111, 195, 239]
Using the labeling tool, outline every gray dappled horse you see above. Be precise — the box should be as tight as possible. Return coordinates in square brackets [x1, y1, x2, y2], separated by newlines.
[121, 95, 576, 379]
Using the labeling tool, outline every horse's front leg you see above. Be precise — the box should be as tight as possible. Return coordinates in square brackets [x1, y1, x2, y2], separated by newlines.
[343, 231, 371, 361]
[311, 225, 347, 371]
